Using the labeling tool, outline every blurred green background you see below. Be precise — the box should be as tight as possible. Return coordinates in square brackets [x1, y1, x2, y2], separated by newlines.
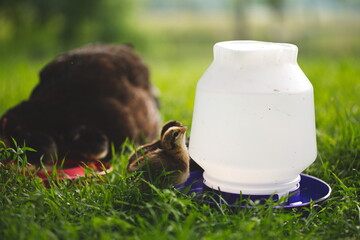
[1, 0, 359, 57]
[0, 0, 359, 124]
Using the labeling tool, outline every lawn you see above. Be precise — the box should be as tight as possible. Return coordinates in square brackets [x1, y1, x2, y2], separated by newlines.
[0, 48, 359, 239]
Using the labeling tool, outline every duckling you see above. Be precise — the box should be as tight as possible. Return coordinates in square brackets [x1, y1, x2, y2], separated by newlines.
[127, 125, 190, 186]
[127, 120, 183, 165]
[128, 120, 204, 173]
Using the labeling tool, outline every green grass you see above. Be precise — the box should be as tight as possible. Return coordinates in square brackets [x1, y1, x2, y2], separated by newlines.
[0, 52, 359, 240]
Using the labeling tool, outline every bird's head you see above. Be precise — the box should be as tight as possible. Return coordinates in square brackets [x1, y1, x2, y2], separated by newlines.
[160, 120, 183, 138]
[161, 126, 187, 151]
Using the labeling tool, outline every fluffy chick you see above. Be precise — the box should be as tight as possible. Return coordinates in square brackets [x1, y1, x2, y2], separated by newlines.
[127, 124, 190, 186]
[127, 120, 183, 165]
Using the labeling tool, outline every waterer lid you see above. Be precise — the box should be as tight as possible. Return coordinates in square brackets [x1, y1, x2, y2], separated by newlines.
[213, 40, 298, 67]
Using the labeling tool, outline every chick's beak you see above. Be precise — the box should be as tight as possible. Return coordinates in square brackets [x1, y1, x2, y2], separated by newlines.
[180, 126, 187, 134]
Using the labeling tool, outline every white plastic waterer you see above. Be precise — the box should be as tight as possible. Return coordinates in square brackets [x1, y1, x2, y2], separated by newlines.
[189, 41, 317, 196]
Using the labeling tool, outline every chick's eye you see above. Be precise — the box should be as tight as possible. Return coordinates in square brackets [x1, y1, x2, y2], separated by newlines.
[173, 131, 179, 138]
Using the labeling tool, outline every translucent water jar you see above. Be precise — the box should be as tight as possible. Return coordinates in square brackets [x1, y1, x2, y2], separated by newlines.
[189, 41, 317, 196]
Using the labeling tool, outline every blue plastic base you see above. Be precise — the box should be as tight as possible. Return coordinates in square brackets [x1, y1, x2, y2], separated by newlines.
[176, 171, 331, 208]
